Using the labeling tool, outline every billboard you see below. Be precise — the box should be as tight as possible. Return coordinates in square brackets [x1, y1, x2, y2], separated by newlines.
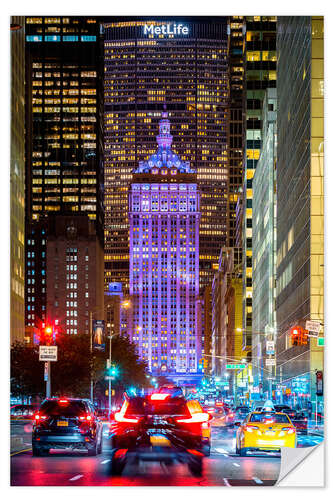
[93, 320, 105, 351]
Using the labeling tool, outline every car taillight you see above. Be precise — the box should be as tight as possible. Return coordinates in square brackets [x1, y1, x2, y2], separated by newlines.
[79, 414, 93, 422]
[34, 414, 47, 424]
[114, 400, 140, 423]
[176, 412, 210, 423]
[282, 427, 296, 434]
[245, 425, 259, 432]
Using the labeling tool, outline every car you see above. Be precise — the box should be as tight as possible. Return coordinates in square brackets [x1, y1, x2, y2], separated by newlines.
[32, 397, 103, 457]
[273, 405, 292, 413]
[107, 392, 212, 476]
[234, 406, 250, 424]
[209, 407, 227, 427]
[235, 411, 297, 456]
[223, 406, 236, 426]
[11, 404, 38, 420]
[287, 410, 308, 435]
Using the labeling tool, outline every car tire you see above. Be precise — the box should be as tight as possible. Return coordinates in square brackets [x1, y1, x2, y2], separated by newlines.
[240, 448, 247, 457]
[188, 457, 203, 477]
[32, 445, 41, 457]
[87, 441, 97, 456]
[110, 455, 125, 476]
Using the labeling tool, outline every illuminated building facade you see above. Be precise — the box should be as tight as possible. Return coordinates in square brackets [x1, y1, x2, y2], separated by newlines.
[129, 112, 201, 383]
[46, 215, 104, 336]
[104, 18, 228, 292]
[252, 88, 277, 395]
[242, 16, 276, 351]
[275, 17, 324, 408]
[10, 18, 25, 343]
[24, 16, 104, 331]
[227, 16, 245, 248]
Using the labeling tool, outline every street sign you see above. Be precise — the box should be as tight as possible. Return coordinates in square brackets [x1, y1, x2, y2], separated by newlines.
[317, 337, 324, 347]
[266, 341, 275, 355]
[223, 386, 230, 390]
[39, 345, 58, 362]
[305, 320, 321, 334]
[226, 363, 246, 370]
[265, 358, 276, 367]
[105, 376, 115, 381]
[44, 362, 49, 381]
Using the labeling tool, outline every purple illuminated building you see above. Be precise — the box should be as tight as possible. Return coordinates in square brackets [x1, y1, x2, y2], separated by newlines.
[129, 110, 202, 384]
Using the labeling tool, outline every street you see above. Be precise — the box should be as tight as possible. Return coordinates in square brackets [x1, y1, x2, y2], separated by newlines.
[11, 424, 322, 487]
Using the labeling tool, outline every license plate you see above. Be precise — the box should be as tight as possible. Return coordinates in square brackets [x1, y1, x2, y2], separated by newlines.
[265, 431, 275, 436]
[57, 420, 68, 427]
[150, 434, 171, 446]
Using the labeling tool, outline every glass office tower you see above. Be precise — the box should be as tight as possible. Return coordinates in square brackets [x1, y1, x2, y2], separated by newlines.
[24, 17, 104, 331]
[129, 111, 201, 383]
[104, 18, 228, 292]
[276, 16, 324, 409]
[242, 16, 276, 351]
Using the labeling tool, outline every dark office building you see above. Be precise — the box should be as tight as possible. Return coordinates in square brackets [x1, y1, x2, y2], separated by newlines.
[24, 16, 104, 332]
[103, 18, 229, 292]
[241, 16, 276, 351]
[227, 16, 245, 248]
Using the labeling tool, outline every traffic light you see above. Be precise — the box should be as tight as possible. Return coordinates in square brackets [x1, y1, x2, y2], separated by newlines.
[316, 370, 323, 396]
[107, 365, 119, 378]
[198, 358, 203, 370]
[290, 326, 308, 346]
[39, 325, 53, 345]
[203, 359, 208, 369]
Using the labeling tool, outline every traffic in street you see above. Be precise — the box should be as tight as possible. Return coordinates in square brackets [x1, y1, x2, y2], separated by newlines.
[11, 393, 323, 487]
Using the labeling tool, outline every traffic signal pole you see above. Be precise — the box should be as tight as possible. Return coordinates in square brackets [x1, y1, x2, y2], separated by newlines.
[46, 361, 51, 397]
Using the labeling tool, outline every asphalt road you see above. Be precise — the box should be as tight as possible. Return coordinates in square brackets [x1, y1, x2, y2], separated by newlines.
[11, 424, 323, 487]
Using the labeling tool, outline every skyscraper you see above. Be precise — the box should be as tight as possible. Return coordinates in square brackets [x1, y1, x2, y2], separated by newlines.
[275, 16, 323, 408]
[128, 111, 201, 383]
[10, 18, 25, 343]
[227, 16, 245, 248]
[241, 16, 276, 351]
[104, 18, 228, 292]
[24, 16, 104, 332]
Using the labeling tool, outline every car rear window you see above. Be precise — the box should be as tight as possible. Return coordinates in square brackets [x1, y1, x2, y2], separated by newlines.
[125, 396, 189, 417]
[40, 400, 86, 416]
[249, 413, 291, 424]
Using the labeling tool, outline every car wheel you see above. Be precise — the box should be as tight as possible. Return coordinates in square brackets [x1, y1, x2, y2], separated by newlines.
[188, 456, 203, 477]
[32, 445, 41, 457]
[87, 441, 97, 456]
[110, 455, 126, 476]
[240, 448, 247, 457]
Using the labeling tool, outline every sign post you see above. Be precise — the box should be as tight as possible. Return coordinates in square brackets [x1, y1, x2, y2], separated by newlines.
[39, 346, 57, 398]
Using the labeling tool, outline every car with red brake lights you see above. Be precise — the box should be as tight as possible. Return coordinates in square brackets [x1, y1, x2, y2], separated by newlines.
[283, 409, 308, 435]
[107, 392, 212, 476]
[32, 398, 103, 456]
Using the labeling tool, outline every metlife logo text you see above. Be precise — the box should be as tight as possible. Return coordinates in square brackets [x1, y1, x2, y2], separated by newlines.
[143, 23, 189, 36]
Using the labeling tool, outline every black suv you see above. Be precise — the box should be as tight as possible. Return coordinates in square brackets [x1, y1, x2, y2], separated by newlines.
[32, 398, 103, 456]
[107, 393, 212, 476]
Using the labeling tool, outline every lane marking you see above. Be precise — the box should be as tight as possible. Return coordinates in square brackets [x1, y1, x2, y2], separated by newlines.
[10, 448, 32, 457]
[69, 475, 84, 482]
[100, 459, 110, 464]
[223, 478, 231, 487]
[232, 462, 240, 467]
[215, 448, 228, 453]
[253, 476, 263, 484]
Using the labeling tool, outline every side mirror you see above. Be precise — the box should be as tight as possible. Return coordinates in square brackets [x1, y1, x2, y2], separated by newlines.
[234, 421, 241, 427]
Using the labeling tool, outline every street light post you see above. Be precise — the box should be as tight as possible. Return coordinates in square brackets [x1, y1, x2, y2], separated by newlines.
[89, 311, 93, 401]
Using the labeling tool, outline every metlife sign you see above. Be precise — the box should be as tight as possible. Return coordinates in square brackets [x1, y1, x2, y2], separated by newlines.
[143, 24, 189, 37]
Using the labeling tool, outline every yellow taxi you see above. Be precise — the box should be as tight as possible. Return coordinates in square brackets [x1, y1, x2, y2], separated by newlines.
[235, 411, 297, 456]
